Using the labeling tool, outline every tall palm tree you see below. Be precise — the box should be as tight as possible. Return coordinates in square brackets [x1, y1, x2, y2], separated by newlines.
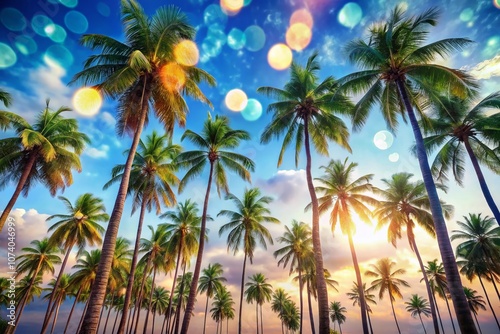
[374, 172, 453, 333]
[314, 158, 378, 334]
[421, 92, 500, 223]
[329, 301, 347, 334]
[273, 220, 312, 334]
[245, 273, 273, 334]
[0, 101, 89, 231]
[259, 51, 352, 334]
[41, 193, 108, 334]
[218, 187, 278, 334]
[198, 263, 226, 334]
[464, 287, 487, 334]
[271, 288, 291, 334]
[365, 258, 410, 334]
[346, 282, 376, 334]
[172, 271, 192, 334]
[72, 1, 215, 330]
[340, 5, 478, 332]
[150, 287, 169, 334]
[405, 294, 431, 334]
[43, 273, 72, 334]
[177, 113, 254, 334]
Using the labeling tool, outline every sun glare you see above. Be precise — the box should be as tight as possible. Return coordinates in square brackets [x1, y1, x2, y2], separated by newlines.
[160, 62, 186, 92]
[72, 87, 102, 117]
[225, 88, 248, 112]
[174, 40, 199, 66]
[267, 43, 293, 70]
[286, 23, 312, 51]
[220, 0, 244, 15]
[290, 8, 314, 29]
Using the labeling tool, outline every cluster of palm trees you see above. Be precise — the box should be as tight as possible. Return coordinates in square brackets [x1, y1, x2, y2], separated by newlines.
[1, 1, 500, 333]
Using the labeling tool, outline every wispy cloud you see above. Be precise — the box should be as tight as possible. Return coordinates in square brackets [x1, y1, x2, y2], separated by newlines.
[463, 54, 500, 80]
[84, 144, 110, 159]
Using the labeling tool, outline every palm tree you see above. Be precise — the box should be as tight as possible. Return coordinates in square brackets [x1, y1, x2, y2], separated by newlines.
[218, 187, 278, 334]
[72, 0, 215, 330]
[346, 282, 376, 334]
[464, 287, 487, 334]
[0, 88, 12, 107]
[198, 263, 226, 334]
[281, 300, 300, 333]
[245, 273, 273, 334]
[150, 287, 169, 334]
[273, 220, 312, 333]
[421, 92, 500, 223]
[365, 258, 410, 334]
[340, 5, 478, 332]
[211, 287, 235, 334]
[314, 158, 378, 334]
[43, 273, 72, 334]
[15, 275, 43, 312]
[41, 193, 108, 334]
[271, 288, 291, 334]
[374, 172, 453, 333]
[405, 294, 431, 334]
[177, 113, 254, 334]
[0, 101, 89, 231]
[329, 301, 347, 334]
[172, 271, 192, 334]
[259, 50, 352, 334]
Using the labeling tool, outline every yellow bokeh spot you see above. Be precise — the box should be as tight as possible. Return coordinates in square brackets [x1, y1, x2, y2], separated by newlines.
[220, 0, 244, 15]
[160, 63, 186, 92]
[267, 44, 293, 71]
[290, 8, 314, 29]
[174, 40, 199, 67]
[225, 89, 248, 112]
[286, 23, 312, 51]
[72, 87, 102, 117]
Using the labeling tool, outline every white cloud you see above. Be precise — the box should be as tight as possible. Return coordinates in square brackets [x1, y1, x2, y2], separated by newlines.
[0, 209, 50, 251]
[84, 144, 110, 159]
[99, 111, 116, 128]
[463, 54, 500, 80]
[318, 35, 344, 66]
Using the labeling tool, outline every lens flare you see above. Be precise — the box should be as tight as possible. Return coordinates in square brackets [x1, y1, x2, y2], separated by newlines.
[373, 130, 394, 150]
[244, 25, 266, 52]
[267, 44, 293, 70]
[174, 40, 199, 66]
[388, 153, 399, 162]
[225, 89, 248, 112]
[286, 23, 312, 51]
[338, 2, 363, 28]
[241, 99, 262, 121]
[220, 0, 244, 15]
[0, 43, 16, 69]
[73, 87, 102, 117]
[160, 63, 186, 92]
[290, 8, 313, 29]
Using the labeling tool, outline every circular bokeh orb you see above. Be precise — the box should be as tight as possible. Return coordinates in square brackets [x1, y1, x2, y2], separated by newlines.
[0, 43, 17, 69]
[495, 0, 500, 9]
[73, 88, 102, 117]
[290, 8, 313, 29]
[338, 2, 363, 28]
[225, 89, 248, 112]
[459, 8, 474, 22]
[483, 35, 500, 57]
[46, 24, 67, 43]
[65, 11, 89, 34]
[204, 4, 227, 27]
[32, 15, 53, 37]
[286, 23, 312, 51]
[227, 28, 246, 50]
[97, 2, 111, 16]
[220, 0, 244, 15]
[268, 43, 293, 70]
[45, 44, 74, 68]
[1, 8, 27, 31]
[202, 36, 224, 57]
[15, 35, 37, 55]
[59, 0, 78, 8]
[373, 130, 394, 150]
[174, 40, 199, 66]
[244, 25, 266, 52]
[160, 63, 186, 92]
[241, 99, 263, 121]
[389, 153, 399, 162]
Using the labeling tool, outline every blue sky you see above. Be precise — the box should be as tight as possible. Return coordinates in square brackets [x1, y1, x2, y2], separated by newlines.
[1, 0, 500, 333]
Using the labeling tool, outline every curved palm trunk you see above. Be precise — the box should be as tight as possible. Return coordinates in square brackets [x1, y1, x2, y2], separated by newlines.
[63, 285, 83, 334]
[11, 261, 42, 333]
[132, 256, 153, 334]
[50, 297, 62, 334]
[472, 310, 483, 334]
[396, 79, 477, 334]
[161, 307, 168, 334]
[103, 290, 116, 334]
[419, 312, 427, 334]
[303, 118, 329, 334]
[0, 151, 37, 231]
[117, 199, 148, 334]
[173, 263, 188, 334]
[79, 78, 151, 334]
[389, 297, 401, 334]
[432, 292, 445, 334]
[112, 309, 121, 334]
[202, 293, 209, 334]
[152, 308, 157, 334]
[77, 298, 91, 333]
[477, 276, 500, 330]
[338, 321, 342, 334]
[443, 291, 457, 334]
[307, 280, 316, 334]
[238, 252, 248, 334]
[165, 242, 183, 334]
[180, 160, 215, 334]
[463, 138, 500, 223]
[143, 266, 158, 334]
[41, 243, 74, 334]
[367, 309, 374, 334]
[298, 263, 303, 334]
[126, 305, 134, 334]
[347, 232, 369, 334]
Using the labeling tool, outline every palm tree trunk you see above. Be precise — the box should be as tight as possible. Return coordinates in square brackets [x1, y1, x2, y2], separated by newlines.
[12, 261, 42, 333]
[472, 311, 483, 334]
[63, 285, 83, 334]
[133, 256, 152, 334]
[347, 232, 369, 334]
[126, 305, 133, 334]
[79, 76, 152, 334]
[389, 297, 401, 334]
[0, 150, 37, 231]
[161, 311, 168, 334]
[165, 242, 183, 334]
[202, 293, 209, 334]
[419, 313, 427, 334]
[478, 276, 500, 329]
[117, 199, 148, 334]
[41, 242, 74, 334]
[338, 321, 342, 334]
[256, 303, 259, 334]
[143, 266, 157, 334]
[180, 160, 215, 334]
[303, 117, 329, 334]
[432, 292, 446, 334]
[298, 264, 303, 334]
[307, 280, 316, 334]
[238, 252, 248, 334]
[443, 292, 457, 334]
[396, 79, 477, 334]
[112, 309, 121, 334]
[152, 309, 156, 334]
[463, 138, 500, 223]
[367, 309, 374, 334]
[173, 263, 187, 334]
[103, 290, 116, 334]
[487, 270, 500, 301]
[78, 298, 91, 333]
[50, 298, 62, 334]
[98, 295, 106, 332]
[410, 236, 440, 334]
[260, 304, 264, 334]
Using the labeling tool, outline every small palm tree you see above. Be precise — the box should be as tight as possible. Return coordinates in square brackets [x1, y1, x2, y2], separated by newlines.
[150, 287, 169, 334]
[405, 294, 431, 334]
[198, 263, 226, 334]
[271, 288, 291, 334]
[464, 287, 487, 334]
[210, 287, 235, 334]
[43, 273, 72, 334]
[329, 301, 347, 334]
[245, 273, 273, 334]
[346, 282, 376, 334]
[281, 300, 300, 333]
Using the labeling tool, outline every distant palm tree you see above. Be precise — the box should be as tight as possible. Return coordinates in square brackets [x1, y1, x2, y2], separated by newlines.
[281, 300, 300, 333]
[366, 258, 410, 334]
[0, 101, 90, 231]
[464, 287, 487, 334]
[15, 275, 42, 311]
[177, 113, 254, 334]
[150, 287, 169, 334]
[271, 288, 291, 334]
[198, 263, 226, 334]
[346, 282, 376, 334]
[273, 220, 312, 333]
[329, 301, 347, 334]
[210, 287, 235, 334]
[421, 92, 500, 223]
[259, 51, 352, 334]
[405, 294, 431, 334]
[43, 273, 72, 334]
[218, 187, 278, 334]
[172, 271, 192, 334]
[245, 273, 273, 334]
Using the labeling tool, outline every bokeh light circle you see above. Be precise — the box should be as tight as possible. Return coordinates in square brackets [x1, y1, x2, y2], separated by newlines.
[97, 2, 111, 17]
[65, 11, 89, 34]
[46, 24, 67, 43]
[338, 2, 363, 28]
[244, 25, 266, 52]
[267, 44, 293, 70]
[32, 15, 53, 37]
[459, 8, 474, 22]
[241, 99, 262, 121]
[73, 88, 102, 117]
[45, 44, 74, 67]
[495, 0, 500, 9]
[227, 28, 246, 50]
[15, 36, 37, 55]
[174, 40, 199, 66]
[0, 43, 17, 69]
[286, 23, 312, 51]
[389, 153, 399, 162]
[1, 8, 27, 31]
[290, 8, 313, 29]
[160, 63, 186, 92]
[220, 0, 244, 15]
[204, 4, 227, 27]
[225, 89, 248, 112]
[59, 0, 78, 8]
[373, 130, 394, 150]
